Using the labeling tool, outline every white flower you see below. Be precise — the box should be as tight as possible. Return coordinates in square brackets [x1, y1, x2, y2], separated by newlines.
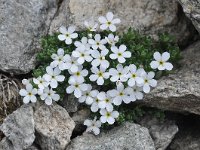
[110, 84, 132, 105]
[89, 66, 110, 85]
[69, 66, 88, 82]
[19, 84, 37, 104]
[84, 117, 101, 135]
[105, 33, 119, 46]
[150, 52, 173, 71]
[110, 45, 131, 63]
[66, 77, 88, 98]
[33, 76, 49, 90]
[50, 48, 69, 70]
[58, 26, 78, 45]
[22, 79, 30, 85]
[100, 109, 119, 125]
[43, 66, 65, 88]
[91, 49, 110, 68]
[129, 86, 144, 102]
[90, 90, 100, 112]
[84, 21, 98, 32]
[88, 34, 107, 50]
[109, 64, 129, 82]
[98, 12, 121, 32]
[141, 71, 157, 93]
[65, 56, 80, 73]
[127, 64, 145, 87]
[40, 87, 60, 105]
[78, 85, 98, 105]
[74, 37, 91, 51]
[72, 48, 93, 65]
[97, 92, 113, 112]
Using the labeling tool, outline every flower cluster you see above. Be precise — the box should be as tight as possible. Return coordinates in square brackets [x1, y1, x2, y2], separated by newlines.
[19, 12, 173, 135]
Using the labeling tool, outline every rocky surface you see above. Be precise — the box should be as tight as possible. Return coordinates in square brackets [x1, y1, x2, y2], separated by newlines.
[178, 0, 200, 34]
[139, 41, 200, 115]
[0, 0, 59, 74]
[66, 122, 155, 150]
[169, 116, 200, 150]
[0, 105, 35, 150]
[139, 116, 178, 150]
[34, 103, 75, 150]
[50, 0, 195, 46]
[0, 138, 15, 150]
[58, 94, 79, 113]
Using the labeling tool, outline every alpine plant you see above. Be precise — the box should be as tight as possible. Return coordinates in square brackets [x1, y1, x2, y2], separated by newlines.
[19, 12, 173, 135]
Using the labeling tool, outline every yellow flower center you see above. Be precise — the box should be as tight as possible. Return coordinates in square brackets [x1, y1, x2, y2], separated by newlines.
[28, 93, 32, 96]
[107, 21, 111, 25]
[98, 72, 103, 77]
[132, 74, 136, 78]
[119, 92, 124, 96]
[159, 61, 164, 65]
[106, 112, 111, 117]
[118, 53, 122, 56]
[76, 72, 80, 76]
[144, 79, 148, 83]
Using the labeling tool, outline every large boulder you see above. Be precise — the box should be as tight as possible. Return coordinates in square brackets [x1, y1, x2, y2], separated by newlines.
[49, 0, 196, 46]
[0, 105, 35, 150]
[34, 103, 75, 150]
[178, 0, 200, 34]
[0, 0, 59, 74]
[139, 41, 200, 115]
[66, 122, 155, 150]
[139, 116, 178, 150]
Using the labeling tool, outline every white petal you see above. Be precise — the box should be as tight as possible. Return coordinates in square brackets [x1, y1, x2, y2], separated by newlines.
[98, 16, 107, 23]
[59, 26, 67, 34]
[109, 54, 118, 59]
[107, 117, 115, 124]
[164, 62, 173, 71]
[50, 79, 58, 88]
[93, 127, 100, 135]
[19, 89, 28, 96]
[72, 51, 80, 58]
[58, 35, 66, 41]
[65, 37, 72, 45]
[112, 18, 121, 24]
[148, 72, 155, 79]
[154, 52, 161, 61]
[30, 95, 37, 103]
[128, 78, 136, 87]
[70, 33, 78, 39]
[100, 116, 107, 123]
[89, 75, 98, 81]
[100, 24, 109, 30]
[52, 94, 60, 101]
[118, 56, 126, 63]
[97, 77, 104, 85]
[46, 66, 53, 75]
[74, 89, 82, 98]
[113, 96, 122, 106]
[112, 111, 119, 118]
[56, 75, 65, 82]
[68, 26, 76, 34]
[45, 98, 52, 105]
[84, 119, 92, 126]
[149, 79, 157, 87]
[57, 48, 64, 56]
[85, 97, 94, 105]
[150, 61, 159, 69]
[143, 84, 150, 93]
[106, 12, 114, 21]
[70, 64, 79, 73]
[91, 103, 99, 112]
[109, 24, 116, 32]
[23, 96, 30, 104]
[123, 51, 131, 58]
[66, 86, 75, 93]
[162, 52, 170, 61]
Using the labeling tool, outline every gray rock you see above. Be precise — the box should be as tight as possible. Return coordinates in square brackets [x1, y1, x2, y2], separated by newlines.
[72, 108, 90, 134]
[0, 105, 35, 150]
[58, 94, 79, 113]
[139, 41, 200, 115]
[34, 103, 75, 150]
[139, 116, 178, 150]
[170, 122, 200, 150]
[178, 0, 200, 34]
[25, 144, 40, 150]
[0, 0, 59, 74]
[66, 122, 155, 150]
[0, 138, 15, 150]
[49, 0, 195, 46]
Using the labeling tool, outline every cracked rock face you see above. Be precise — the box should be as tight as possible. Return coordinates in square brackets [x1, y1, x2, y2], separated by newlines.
[139, 116, 179, 150]
[0, 105, 35, 150]
[34, 103, 75, 150]
[0, 0, 59, 74]
[178, 0, 200, 34]
[66, 122, 155, 150]
[50, 0, 195, 46]
[140, 41, 200, 115]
